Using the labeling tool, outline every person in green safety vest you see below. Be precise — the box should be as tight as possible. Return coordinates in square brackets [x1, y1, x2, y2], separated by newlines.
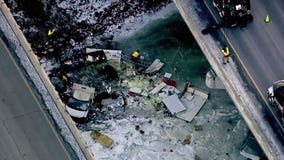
[221, 46, 230, 64]
[48, 28, 55, 36]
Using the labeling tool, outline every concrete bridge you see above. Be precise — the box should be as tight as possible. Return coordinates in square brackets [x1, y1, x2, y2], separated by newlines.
[173, 0, 284, 159]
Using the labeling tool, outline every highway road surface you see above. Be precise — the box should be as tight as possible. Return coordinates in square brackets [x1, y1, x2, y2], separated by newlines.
[204, 0, 284, 155]
[0, 38, 72, 160]
[210, 0, 284, 138]
[223, 0, 284, 97]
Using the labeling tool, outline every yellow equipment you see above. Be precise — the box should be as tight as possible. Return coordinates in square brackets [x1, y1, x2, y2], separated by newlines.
[90, 130, 114, 148]
[132, 51, 140, 58]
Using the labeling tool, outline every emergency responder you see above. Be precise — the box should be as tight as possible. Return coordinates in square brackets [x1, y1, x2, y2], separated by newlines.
[221, 46, 230, 64]
[131, 50, 140, 62]
[48, 28, 55, 36]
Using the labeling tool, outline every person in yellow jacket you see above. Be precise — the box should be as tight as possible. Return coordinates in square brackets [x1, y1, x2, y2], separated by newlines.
[131, 50, 140, 62]
[221, 46, 230, 64]
[48, 28, 55, 36]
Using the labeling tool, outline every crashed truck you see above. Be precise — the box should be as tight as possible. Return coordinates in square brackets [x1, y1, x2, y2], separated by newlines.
[267, 80, 284, 142]
[66, 83, 95, 119]
[212, 0, 253, 28]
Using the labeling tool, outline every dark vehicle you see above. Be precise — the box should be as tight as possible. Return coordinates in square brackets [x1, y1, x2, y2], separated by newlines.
[213, 0, 253, 28]
[267, 80, 284, 143]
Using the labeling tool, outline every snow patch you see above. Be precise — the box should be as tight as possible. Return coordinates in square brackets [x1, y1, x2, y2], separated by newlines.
[81, 117, 195, 160]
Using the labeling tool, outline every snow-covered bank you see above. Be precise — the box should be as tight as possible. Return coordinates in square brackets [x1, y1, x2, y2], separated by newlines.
[110, 3, 178, 40]
[82, 116, 195, 160]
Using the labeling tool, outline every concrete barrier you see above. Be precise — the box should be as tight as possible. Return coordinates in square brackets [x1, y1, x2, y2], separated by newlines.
[0, 1, 94, 160]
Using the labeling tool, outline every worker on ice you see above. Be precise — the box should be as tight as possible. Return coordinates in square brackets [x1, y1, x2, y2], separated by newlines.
[221, 45, 230, 64]
[131, 50, 140, 62]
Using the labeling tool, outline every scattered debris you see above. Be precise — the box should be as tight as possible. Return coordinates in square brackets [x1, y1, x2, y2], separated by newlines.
[182, 134, 192, 145]
[90, 130, 114, 148]
[162, 94, 186, 115]
[177, 86, 209, 122]
[194, 125, 203, 131]
[144, 59, 164, 74]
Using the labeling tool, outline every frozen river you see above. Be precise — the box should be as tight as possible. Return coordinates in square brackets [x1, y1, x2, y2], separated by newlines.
[81, 8, 249, 160]
[2, 0, 251, 159]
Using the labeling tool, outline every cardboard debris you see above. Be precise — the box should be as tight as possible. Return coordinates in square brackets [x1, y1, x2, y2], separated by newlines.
[90, 130, 114, 148]
[144, 59, 164, 74]
[150, 82, 167, 95]
[177, 87, 208, 122]
[129, 87, 142, 94]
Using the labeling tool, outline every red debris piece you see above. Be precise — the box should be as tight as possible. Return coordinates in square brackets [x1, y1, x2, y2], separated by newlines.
[128, 92, 137, 97]
[162, 78, 176, 87]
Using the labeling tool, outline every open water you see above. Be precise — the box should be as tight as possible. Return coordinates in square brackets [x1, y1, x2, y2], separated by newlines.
[113, 12, 210, 90]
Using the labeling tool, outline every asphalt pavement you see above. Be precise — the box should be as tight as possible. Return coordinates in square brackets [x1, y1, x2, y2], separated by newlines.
[0, 38, 72, 160]
[206, 0, 284, 145]
[224, 0, 284, 98]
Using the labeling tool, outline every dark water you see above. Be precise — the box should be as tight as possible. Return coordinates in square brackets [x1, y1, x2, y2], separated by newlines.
[113, 12, 210, 89]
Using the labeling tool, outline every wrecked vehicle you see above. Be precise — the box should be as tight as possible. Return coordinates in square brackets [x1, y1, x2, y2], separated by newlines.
[66, 83, 95, 119]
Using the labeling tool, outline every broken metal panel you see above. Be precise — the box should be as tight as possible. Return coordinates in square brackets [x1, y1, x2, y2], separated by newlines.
[73, 83, 95, 101]
[177, 87, 208, 122]
[162, 94, 186, 114]
[150, 82, 167, 95]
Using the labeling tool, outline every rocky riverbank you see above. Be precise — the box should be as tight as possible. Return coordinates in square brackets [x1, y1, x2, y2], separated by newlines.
[4, 0, 171, 60]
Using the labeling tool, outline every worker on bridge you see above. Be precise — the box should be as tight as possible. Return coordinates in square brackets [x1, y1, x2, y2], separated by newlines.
[221, 46, 230, 64]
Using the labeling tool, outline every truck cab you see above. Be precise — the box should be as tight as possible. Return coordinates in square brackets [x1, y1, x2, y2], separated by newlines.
[267, 80, 284, 118]
[66, 83, 95, 119]
[213, 0, 253, 28]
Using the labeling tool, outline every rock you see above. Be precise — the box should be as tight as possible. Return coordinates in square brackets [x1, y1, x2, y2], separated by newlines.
[194, 125, 203, 131]
[182, 134, 192, 145]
